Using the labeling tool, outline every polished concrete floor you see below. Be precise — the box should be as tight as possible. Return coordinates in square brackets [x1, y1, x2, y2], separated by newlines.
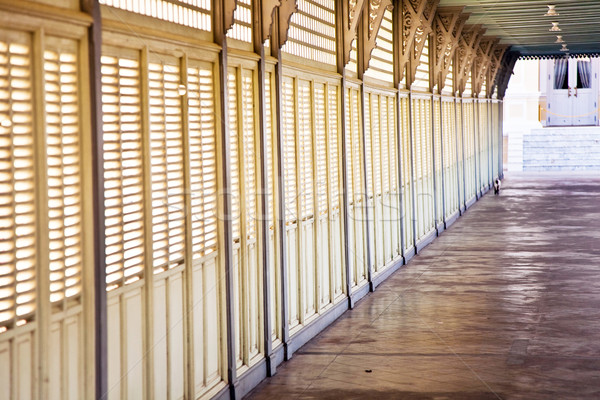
[246, 173, 600, 399]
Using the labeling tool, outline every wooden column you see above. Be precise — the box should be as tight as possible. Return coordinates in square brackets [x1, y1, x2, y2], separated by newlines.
[80, 0, 106, 397]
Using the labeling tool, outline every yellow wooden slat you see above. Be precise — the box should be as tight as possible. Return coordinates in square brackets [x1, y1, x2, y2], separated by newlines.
[44, 41, 83, 306]
[0, 35, 36, 329]
[101, 53, 145, 290]
[187, 61, 218, 258]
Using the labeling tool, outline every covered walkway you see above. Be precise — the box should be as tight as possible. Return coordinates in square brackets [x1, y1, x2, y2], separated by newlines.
[247, 173, 600, 399]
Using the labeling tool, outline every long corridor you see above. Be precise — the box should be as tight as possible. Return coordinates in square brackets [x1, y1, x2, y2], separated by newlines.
[246, 174, 600, 400]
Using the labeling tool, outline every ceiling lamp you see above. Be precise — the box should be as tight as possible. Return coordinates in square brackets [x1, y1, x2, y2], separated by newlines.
[555, 35, 564, 43]
[545, 5, 559, 17]
[560, 44, 569, 52]
[549, 22, 561, 32]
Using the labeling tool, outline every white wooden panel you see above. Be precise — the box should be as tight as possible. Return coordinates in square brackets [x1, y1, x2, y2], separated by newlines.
[65, 315, 81, 400]
[15, 332, 33, 400]
[49, 322, 62, 400]
[286, 228, 299, 328]
[107, 296, 121, 400]
[203, 258, 220, 385]
[153, 279, 168, 400]
[331, 215, 343, 299]
[232, 248, 242, 367]
[168, 273, 185, 399]
[192, 262, 204, 392]
[124, 289, 144, 400]
[302, 223, 316, 319]
[0, 341, 9, 399]
[247, 243, 260, 362]
[318, 219, 330, 307]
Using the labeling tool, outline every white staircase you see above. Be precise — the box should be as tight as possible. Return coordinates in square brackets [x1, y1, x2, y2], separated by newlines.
[523, 127, 600, 171]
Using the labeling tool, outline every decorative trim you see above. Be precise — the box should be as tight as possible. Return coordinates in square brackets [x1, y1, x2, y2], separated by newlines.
[358, 0, 393, 77]
[432, 7, 467, 93]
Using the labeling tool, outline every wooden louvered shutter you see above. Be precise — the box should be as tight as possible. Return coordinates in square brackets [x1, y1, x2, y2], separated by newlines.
[327, 86, 340, 210]
[371, 95, 381, 197]
[227, 68, 241, 238]
[44, 41, 83, 304]
[298, 80, 312, 220]
[0, 36, 36, 329]
[148, 59, 185, 273]
[364, 95, 373, 197]
[282, 77, 296, 223]
[101, 53, 145, 290]
[187, 62, 218, 258]
[241, 69, 257, 240]
[314, 83, 327, 215]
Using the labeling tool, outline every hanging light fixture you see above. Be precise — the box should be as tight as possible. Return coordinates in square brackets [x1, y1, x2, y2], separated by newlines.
[560, 43, 569, 52]
[549, 22, 561, 32]
[545, 5, 559, 17]
[555, 35, 564, 43]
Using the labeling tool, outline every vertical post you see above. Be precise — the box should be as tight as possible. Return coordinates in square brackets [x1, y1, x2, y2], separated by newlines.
[356, 16, 374, 291]
[430, 96, 439, 232]
[408, 93, 418, 250]
[459, 98, 467, 210]
[254, 19, 274, 377]
[499, 100, 504, 178]
[454, 97, 461, 214]
[334, 0, 354, 308]
[213, 0, 237, 394]
[270, 12, 291, 357]
[359, 84, 373, 290]
[438, 96, 446, 226]
[80, 0, 106, 397]
[392, 5, 405, 259]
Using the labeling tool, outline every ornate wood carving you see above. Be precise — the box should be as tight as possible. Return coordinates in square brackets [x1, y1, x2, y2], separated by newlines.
[396, 0, 439, 86]
[487, 44, 508, 97]
[455, 24, 485, 95]
[225, 0, 237, 34]
[496, 50, 519, 99]
[259, 0, 282, 45]
[431, 7, 468, 93]
[358, 0, 393, 77]
[338, 0, 368, 69]
[472, 37, 498, 96]
[269, 0, 297, 51]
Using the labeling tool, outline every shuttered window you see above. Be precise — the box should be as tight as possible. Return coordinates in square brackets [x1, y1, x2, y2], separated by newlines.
[327, 86, 340, 210]
[187, 62, 218, 258]
[298, 81, 313, 220]
[99, 0, 212, 32]
[228, 0, 252, 42]
[102, 54, 145, 290]
[0, 36, 36, 329]
[44, 43, 83, 304]
[364, 10, 394, 83]
[148, 60, 185, 273]
[364, 95, 372, 197]
[282, 0, 336, 65]
[314, 83, 327, 215]
[227, 69, 241, 238]
[241, 70, 257, 239]
[282, 77, 296, 223]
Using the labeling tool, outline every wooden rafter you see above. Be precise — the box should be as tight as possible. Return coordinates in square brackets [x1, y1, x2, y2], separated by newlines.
[358, 0, 393, 77]
[472, 37, 498, 96]
[337, 0, 368, 70]
[431, 7, 467, 93]
[455, 24, 485, 95]
[407, 0, 439, 87]
[256, 0, 282, 47]
[487, 44, 508, 97]
[395, 0, 438, 86]
[269, 0, 297, 50]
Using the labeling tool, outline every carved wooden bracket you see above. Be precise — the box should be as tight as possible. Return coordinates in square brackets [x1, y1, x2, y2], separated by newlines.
[337, 0, 368, 69]
[258, 0, 282, 45]
[358, 0, 393, 77]
[455, 25, 485, 96]
[472, 37, 498, 96]
[276, 0, 297, 49]
[225, 0, 237, 34]
[496, 50, 519, 99]
[431, 7, 468, 93]
[487, 44, 508, 97]
[396, 0, 439, 86]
